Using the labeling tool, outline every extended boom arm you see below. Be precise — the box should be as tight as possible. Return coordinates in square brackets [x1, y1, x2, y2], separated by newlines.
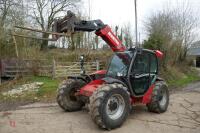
[52, 11, 126, 52]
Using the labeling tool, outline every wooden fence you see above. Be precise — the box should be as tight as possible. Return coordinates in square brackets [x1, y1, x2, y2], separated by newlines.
[53, 61, 103, 78]
[0, 59, 103, 78]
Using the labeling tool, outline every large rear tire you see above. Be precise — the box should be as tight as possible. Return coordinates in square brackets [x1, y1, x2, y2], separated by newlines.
[89, 83, 130, 130]
[147, 81, 169, 113]
[57, 79, 85, 112]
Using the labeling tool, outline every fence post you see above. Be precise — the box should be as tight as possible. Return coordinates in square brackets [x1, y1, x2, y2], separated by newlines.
[52, 59, 56, 79]
[96, 60, 100, 70]
[12, 33, 19, 58]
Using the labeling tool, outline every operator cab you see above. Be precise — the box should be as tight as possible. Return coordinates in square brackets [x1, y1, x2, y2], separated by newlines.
[106, 48, 159, 96]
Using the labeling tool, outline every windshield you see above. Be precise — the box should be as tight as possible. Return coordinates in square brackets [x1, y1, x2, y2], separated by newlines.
[107, 51, 134, 77]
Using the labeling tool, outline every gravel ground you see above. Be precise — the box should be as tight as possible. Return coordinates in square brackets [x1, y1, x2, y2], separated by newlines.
[0, 83, 200, 133]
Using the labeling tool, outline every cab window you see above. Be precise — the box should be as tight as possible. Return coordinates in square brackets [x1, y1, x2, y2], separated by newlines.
[132, 52, 149, 74]
[149, 53, 158, 74]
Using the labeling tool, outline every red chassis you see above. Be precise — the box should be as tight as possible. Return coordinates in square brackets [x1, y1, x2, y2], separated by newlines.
[76, 78, 156, 105]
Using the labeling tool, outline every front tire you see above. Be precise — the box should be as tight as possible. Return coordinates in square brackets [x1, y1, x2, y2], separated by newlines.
[57, 79, 85, 112]
[147, 81, 169, 113]
[89, 83, 130, 130]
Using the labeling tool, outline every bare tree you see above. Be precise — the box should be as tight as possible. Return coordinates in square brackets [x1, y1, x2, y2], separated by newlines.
[144, 1, 198, 65]
[0, 0, 14, 27]
[0, 0, 27, 58]
[172, 3, 198, 60]
[0, 0, 24, 27]
[29, 0, 80, 50]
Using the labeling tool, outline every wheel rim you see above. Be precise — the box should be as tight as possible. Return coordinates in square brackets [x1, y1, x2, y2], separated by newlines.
[106, 94, 125, 120]
[159, 88, 167, 107]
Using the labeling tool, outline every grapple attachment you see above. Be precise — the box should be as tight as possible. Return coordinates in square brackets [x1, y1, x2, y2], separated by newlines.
[52, 10, 105, 40]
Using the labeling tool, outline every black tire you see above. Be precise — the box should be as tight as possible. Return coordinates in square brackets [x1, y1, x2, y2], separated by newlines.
[57, 79, 85, 112]
[89, 83, 130, 130]
[147, 81, 169, 113]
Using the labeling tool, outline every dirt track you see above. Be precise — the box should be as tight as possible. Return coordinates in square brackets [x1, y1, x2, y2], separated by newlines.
[1, 83, 200, 133]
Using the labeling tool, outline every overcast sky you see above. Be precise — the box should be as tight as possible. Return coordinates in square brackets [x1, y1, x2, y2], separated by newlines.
[81, 0, 200, 41]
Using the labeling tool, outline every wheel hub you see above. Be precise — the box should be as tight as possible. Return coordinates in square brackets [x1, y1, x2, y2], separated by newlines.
[108, 101, 118, 111]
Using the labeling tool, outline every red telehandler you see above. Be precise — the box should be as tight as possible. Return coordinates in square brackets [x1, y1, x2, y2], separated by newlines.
[52, 11, 169, 130]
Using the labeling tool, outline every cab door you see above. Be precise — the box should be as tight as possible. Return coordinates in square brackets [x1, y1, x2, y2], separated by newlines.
[130, 51, 151, 95]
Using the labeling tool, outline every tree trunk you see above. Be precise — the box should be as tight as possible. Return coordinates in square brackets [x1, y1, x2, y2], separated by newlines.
[40, 33, 49, 51]
[70, 34, 75, 50]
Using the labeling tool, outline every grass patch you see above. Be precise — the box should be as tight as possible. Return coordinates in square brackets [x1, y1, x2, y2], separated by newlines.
[161, 66, 200, 88]
[0, 76, 60, 102]
[28, 76, 60, 101]
[168, 73, 200, 88]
